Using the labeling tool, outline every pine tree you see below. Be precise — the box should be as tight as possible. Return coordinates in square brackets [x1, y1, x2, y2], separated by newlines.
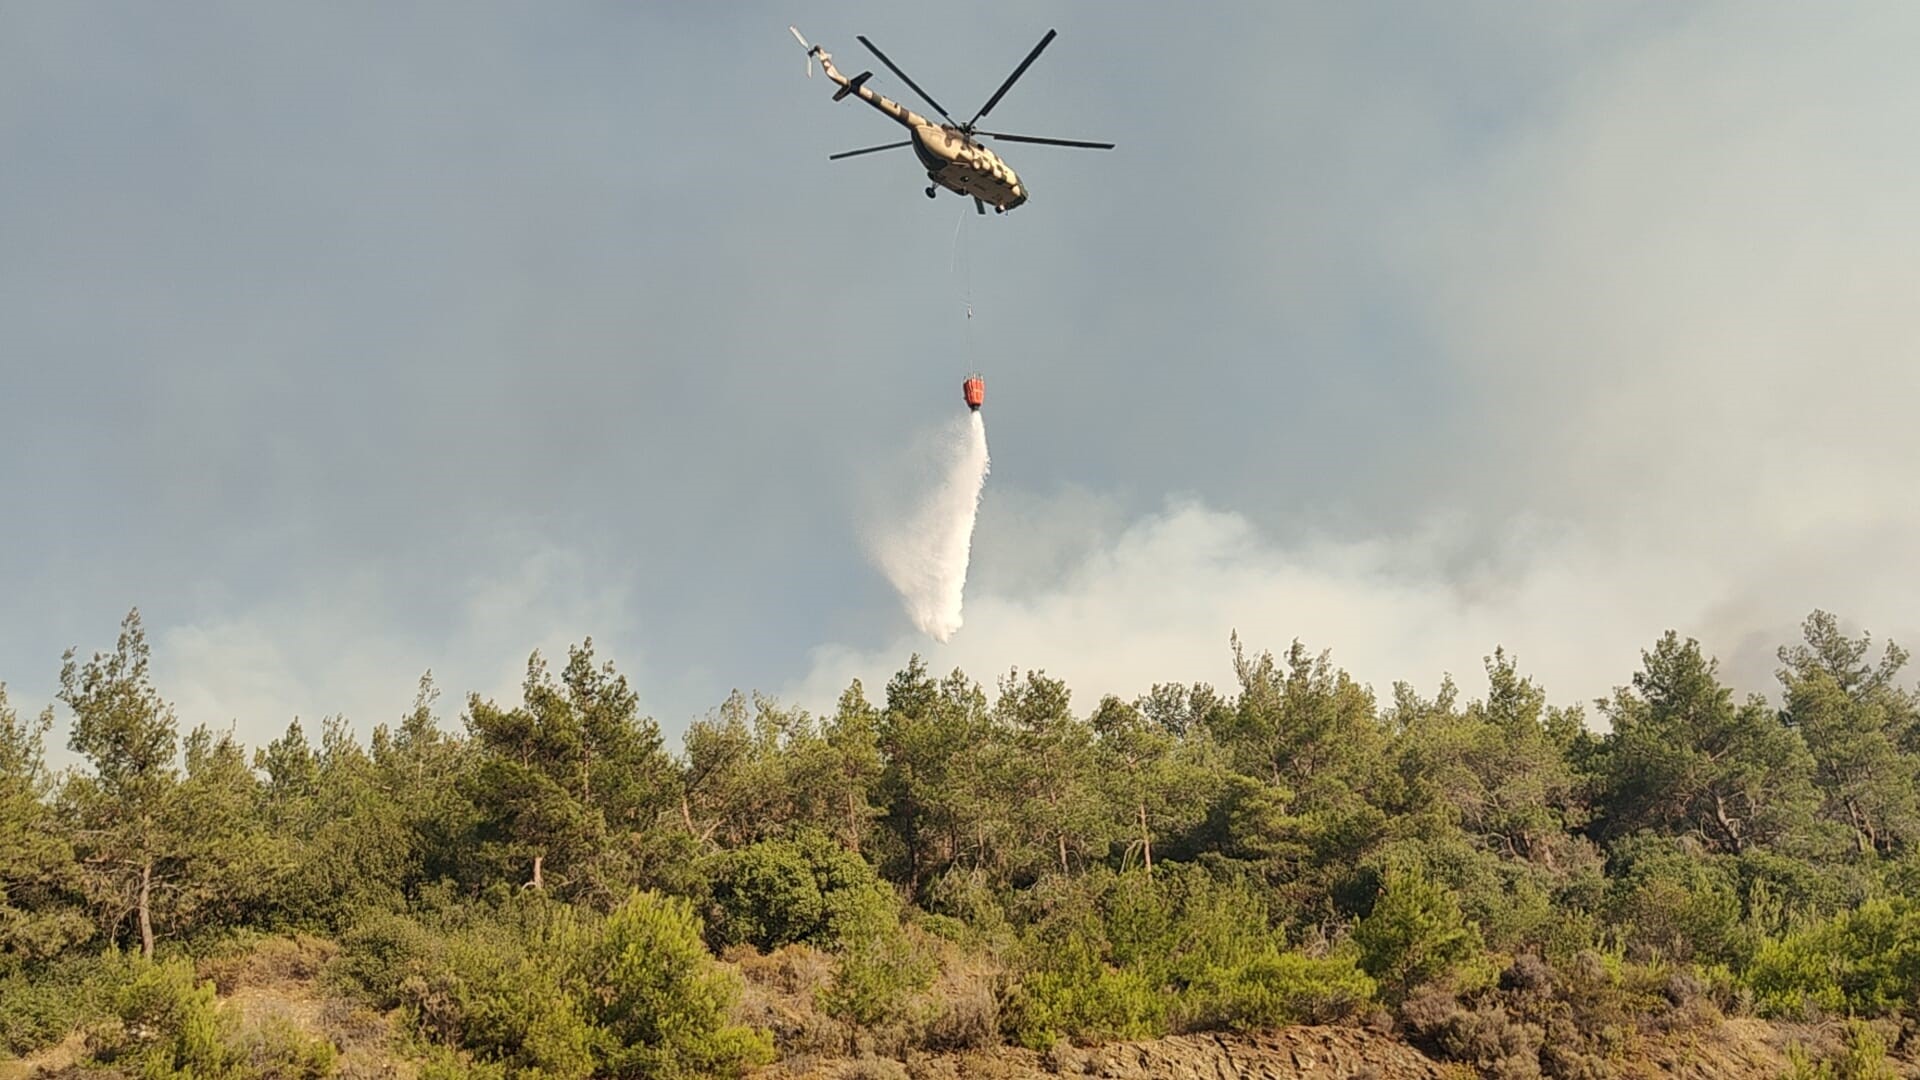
[1595, 631, 1819, 855]
[0, 684, 88, 964]
[1778, 611, 1920, 856]
[59, 610, 181, 958]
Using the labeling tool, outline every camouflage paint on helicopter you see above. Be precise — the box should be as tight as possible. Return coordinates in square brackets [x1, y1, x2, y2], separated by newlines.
[910, 123, 1027, 213]
[790, 27, 1113, 214]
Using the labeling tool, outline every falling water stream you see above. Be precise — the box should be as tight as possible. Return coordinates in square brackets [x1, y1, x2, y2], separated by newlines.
[872, 411, 990, 642]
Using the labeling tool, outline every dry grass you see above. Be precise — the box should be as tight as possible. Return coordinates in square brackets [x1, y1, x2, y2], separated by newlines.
[198, 934, 339, 995]
[916, 948, 1001, 1054]
[0, 1033, 86, 1080]
[728, 931, 1012, 1072]
[731, 943, 855, 1062]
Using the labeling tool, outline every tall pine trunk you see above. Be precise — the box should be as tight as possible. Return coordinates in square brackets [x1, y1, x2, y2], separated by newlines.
[138, 857, 155, 960]
[1137, 801, 1153, 877]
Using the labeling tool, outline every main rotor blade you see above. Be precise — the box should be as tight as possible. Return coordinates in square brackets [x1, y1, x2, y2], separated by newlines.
[966, 29, 1056, 128]
[976, 131, 1115, 149]
[829, 140, 913, 160]
[855, 35, 955, 125]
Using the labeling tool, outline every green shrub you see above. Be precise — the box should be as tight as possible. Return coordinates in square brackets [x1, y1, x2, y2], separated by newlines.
[0, 950, 134, 1055]
[439, 945, 595, 1080]
[237, 1014, 339, 1080]
[1352, 867, 1483, 1000]
[199, 933, 338, 994]
[1834, 1020, 1898, 1080]
[1004, 865, 1375, 1044]
[820, 924, 934, 1031]
[335, 893, 772, 1079]
[704, 834, 933, 1039]
[1746, 898, 1920, 1020]
[338, 905, 594, 1079]
[1004, 952, 1165, 1049]
[1178, 946, 1376, 1031]
[1106, 864, 1270, 984]
[7, 951, 340, 1078]
[1737, 850, 1867, 938]
[330, 910, 440, 1008]
[563, 890, 774, 1079]
[414, 1043, 510, 1080]
[705, 830, 894, 952]
[921, 867, 1014, 945]
[1603, 837, 1748, 966]
[86, 956, 246, 1080]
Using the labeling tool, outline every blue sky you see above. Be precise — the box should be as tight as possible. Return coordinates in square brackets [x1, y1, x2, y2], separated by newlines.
[6, 3, 1920, 754]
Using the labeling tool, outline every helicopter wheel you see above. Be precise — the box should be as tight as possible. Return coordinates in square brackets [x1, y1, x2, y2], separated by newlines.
[925, 186, 937, 199]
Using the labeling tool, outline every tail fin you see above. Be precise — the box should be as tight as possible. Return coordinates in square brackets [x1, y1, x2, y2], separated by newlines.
[833, 71, 872, 101]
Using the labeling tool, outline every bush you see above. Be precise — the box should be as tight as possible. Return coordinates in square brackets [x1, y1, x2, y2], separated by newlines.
[563, 889, 774, 1079]
[1178, 947, 1376, 1031]
[330, 910, 440, 1008]
[730, 943, 849, 1059]
[336, 887, 771, 1068]
[414, 1043, 509, 1080]
[1784, 1019, 1898, 1080]
[198, 933, 338, 994]
[1002, 865, 1379, 1045]
[0, 951, 135, 1055]
[1352, 867, 1484, 1000]
[237, 1014, 339, 1080]
[5, 951, 340, 1079]
[441, 946, 595, 1080]
[705, 831, 894, 953]
[1602, 838, 1748, 966]
[1538, 1019, 1615, 1080]
[820, 926, 934, 1033]
[1650, 968, 1721, 1033]
[1745, 898, 1920, 1020]
[1501, 954, 1554, 997]
[1399, 983, 1543, 1080]
[85, 956, 246, 1079]
[1004, 960, 1164, 1049]
[920, 867, 1014, 946]
[334, 893, 772, 1079]
[916, 947, 1002, 1053]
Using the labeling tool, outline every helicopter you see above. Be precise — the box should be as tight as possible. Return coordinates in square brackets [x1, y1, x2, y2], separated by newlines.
[788, 26, 1114, 214]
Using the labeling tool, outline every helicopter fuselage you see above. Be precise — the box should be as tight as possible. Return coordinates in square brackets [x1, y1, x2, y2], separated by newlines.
[818, 50, 1029, 211]
[911, 123, 1026, 210]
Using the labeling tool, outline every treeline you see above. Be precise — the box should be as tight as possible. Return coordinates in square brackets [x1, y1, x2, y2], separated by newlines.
[3, 609, 1920, 1078]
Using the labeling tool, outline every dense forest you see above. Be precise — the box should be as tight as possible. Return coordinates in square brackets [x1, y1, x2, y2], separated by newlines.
[4, 609, 1919, 1079]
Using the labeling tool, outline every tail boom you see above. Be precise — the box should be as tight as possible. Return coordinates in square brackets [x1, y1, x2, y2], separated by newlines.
[793, 31, 925, 130]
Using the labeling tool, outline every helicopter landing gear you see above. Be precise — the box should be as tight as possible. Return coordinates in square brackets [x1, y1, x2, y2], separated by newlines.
[925, 185, 938, 199]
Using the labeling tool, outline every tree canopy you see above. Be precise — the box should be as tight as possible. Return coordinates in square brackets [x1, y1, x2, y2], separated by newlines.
[5, 607, 1919, 1079]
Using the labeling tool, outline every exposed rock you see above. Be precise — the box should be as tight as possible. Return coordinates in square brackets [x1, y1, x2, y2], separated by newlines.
[761, 1026, 1449, 1080]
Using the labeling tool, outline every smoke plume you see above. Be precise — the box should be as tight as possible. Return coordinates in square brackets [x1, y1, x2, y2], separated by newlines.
[871, 412, 990, 642]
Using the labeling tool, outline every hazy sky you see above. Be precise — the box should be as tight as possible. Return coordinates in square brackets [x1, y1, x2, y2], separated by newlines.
[6, 3, 1920, 755]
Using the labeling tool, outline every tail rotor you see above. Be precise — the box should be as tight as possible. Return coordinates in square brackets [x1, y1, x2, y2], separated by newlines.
[789, 26, 818, 78]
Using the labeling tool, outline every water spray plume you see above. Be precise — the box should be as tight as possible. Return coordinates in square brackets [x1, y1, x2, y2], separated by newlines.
[873, 412, 990, 642]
